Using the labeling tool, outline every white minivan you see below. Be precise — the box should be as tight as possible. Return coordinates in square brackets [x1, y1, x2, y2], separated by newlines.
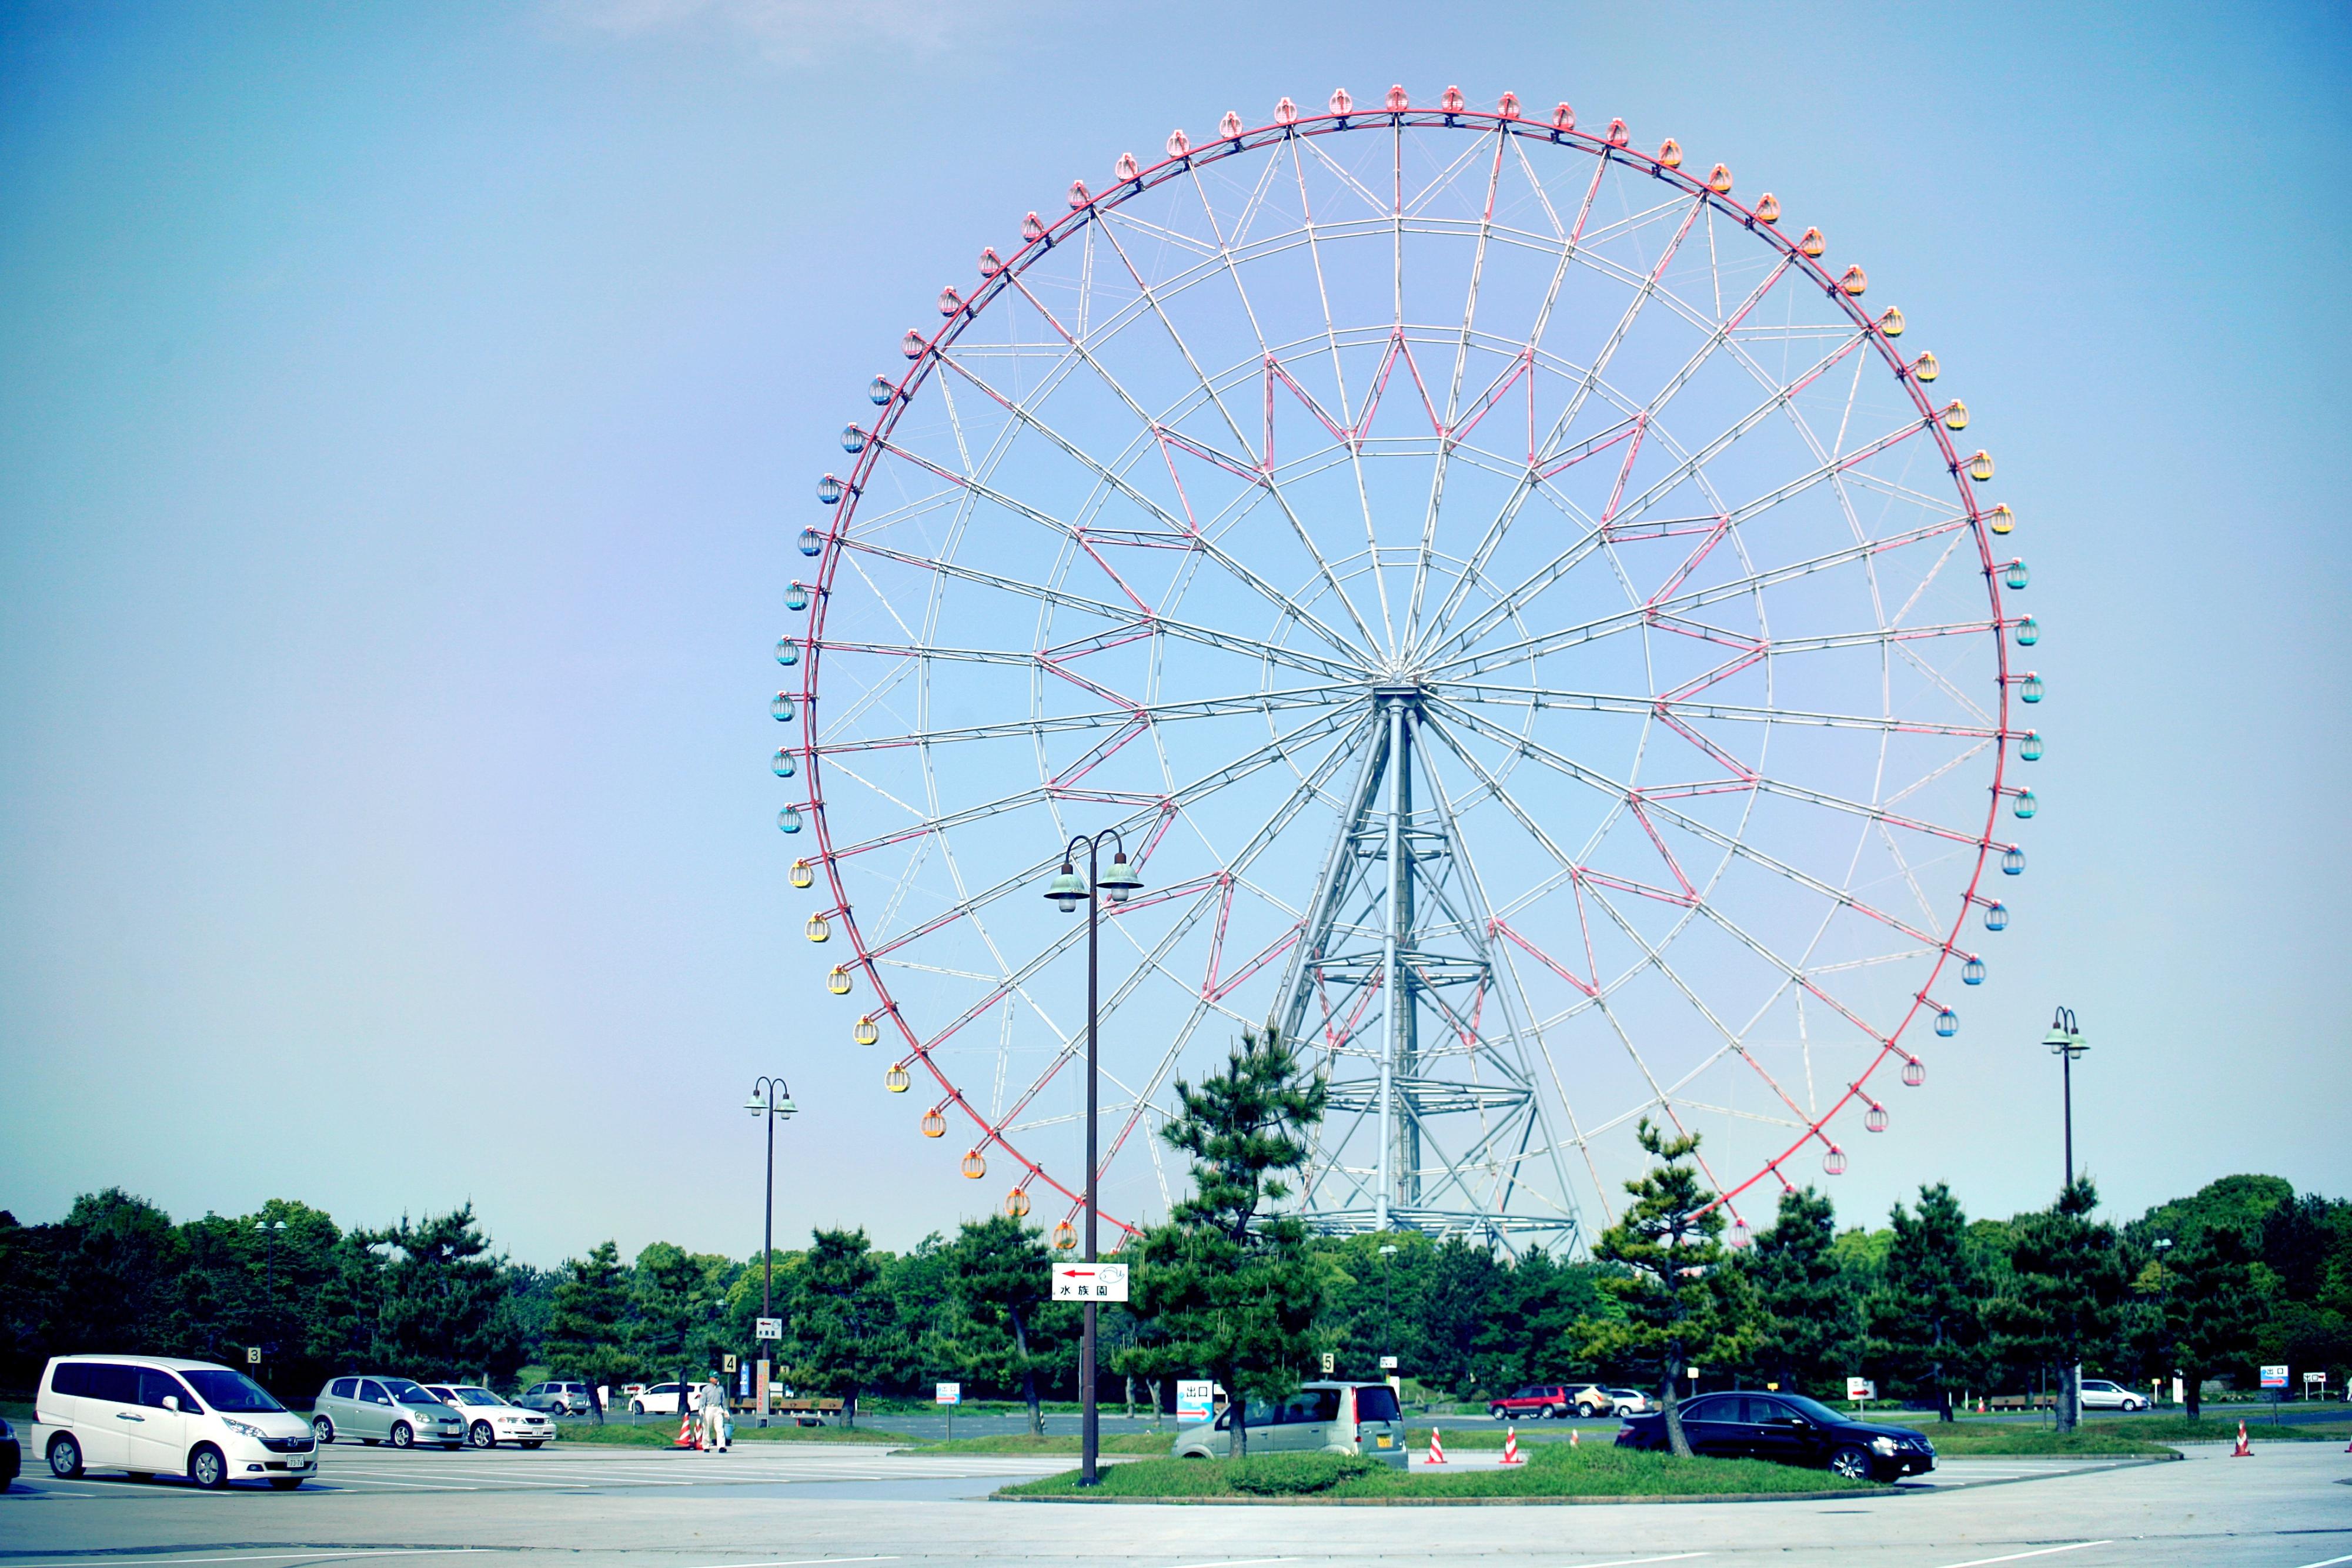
[37, 1355, 318, 1489]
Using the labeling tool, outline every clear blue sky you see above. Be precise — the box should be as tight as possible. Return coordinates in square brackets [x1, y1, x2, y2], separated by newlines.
[2, 0, 2346, 1266]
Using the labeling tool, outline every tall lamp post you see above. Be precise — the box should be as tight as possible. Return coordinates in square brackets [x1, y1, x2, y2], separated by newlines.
[1045, 829, 1144, 1489]
[253, 1216, 282, 1386]
[2043, 1007, 2087, 1186]
[744, 1076, 797, 1427]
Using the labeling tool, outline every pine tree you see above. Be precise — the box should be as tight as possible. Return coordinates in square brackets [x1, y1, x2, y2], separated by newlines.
[1742, 1186, 1863, 1400]
[1575, 1121, 1759, 1457]
[782, 1228, 905, 1425]
[2166, 1225, 2259, 1421]
[365, 1206, 519, 1382]
[544, 1241, 632, 1424]
[1867, 1183, 1988, 1420]
[944, 1215, 1070, 1434]
[1128, 1028, 1327, 1457]
[1989, 1179, 2132, 1431]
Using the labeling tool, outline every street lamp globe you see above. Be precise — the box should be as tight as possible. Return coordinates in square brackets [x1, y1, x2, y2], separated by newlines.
[1098, 851, 1144, 904]
[1045, 863, 1088, 911]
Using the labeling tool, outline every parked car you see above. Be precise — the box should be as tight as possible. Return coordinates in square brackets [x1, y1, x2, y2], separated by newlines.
[1488, 1385, 1575, 1420]
[36, 1355, 316, 1489]
[1172, 1380, 1407, 1467]
[2076, 1378, 2150, 1412]
[421, 1384, 556, 1449]
[1, 1413, 21, 1489]
[310, 1375, 467, 1449]
[1599, 1386, 1652, 1415]
[628, 1382, 705, 1416]
[515, 1380, 597, 1416]
[1616, 1390, 1935, 1482]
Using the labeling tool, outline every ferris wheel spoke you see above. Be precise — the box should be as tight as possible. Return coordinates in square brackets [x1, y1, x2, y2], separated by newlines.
[1396, 125, 1511, 650]
[817, 682, 1355, 756]
[842, 539, 1364, 683]
[1279, 138, 1395, 651]
[1425, 510, 1971, 683]
[1435, 680, 2002, 741]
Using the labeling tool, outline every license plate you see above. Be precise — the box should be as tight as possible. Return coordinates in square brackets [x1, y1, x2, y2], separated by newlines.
[1375, 1436, 1392, 1448]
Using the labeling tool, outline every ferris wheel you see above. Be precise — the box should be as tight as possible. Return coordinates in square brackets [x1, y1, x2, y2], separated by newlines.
[774, 86, 2039, 1249]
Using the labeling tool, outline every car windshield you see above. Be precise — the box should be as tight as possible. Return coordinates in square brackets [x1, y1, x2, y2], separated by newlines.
[385, 1380, 442, 1406]
[181, 1369, 284, 1413]
[1776, 1394, 1846, 1424]
[447, 1386, 502, 1404]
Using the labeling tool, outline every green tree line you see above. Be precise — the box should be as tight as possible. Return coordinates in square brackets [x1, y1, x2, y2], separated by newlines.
[4, 1156, 2344, 1418]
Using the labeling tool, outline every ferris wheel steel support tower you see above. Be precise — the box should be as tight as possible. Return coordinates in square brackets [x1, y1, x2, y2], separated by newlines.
[1272, 691, 1574, 1242]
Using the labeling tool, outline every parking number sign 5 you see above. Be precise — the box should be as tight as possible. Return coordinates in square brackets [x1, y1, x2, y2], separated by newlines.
[1050, 1263, 1129, 1302]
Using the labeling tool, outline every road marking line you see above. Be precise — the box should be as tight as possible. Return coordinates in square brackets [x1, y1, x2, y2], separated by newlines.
[0, 1551, 490, 1567]
[1933, 1545, 2113, 1568]
[2291, 1556, 2352, 1568]
[684, 1557, 903, 1568]
[1562, 1556, 1709, 1567]
[1164, 1558, 1299, 1568]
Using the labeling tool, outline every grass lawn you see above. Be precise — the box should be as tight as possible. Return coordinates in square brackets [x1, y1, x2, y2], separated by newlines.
[997, 1442, 1879, 1502]
[553, 1419, 904, 1446]
[917, 1432, 1175, 1456]
[1879, 1412, 2345, 1452]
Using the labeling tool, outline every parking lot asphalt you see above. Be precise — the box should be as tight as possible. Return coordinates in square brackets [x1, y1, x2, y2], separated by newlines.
[2, 1435, 2347, 1567]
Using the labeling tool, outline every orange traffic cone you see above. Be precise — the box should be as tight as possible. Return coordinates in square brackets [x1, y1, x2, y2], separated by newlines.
[1570, 1426, 1581, 1449]
[1424, 1427, 1447, 1465]
[675, 1405, 699, 1450]
[2230, 1420, 2251, 1457]
[1499, 1426, 1522, 1465]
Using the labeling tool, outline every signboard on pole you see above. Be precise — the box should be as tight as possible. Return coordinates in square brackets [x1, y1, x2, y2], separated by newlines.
[723, 1353, 738, 1373]
[935, 1382, 961, 1405]
[2304, 1371, 2328, 1392]
[1378, 1355, 1398, 1370]
[1320, 1353, 1335, 1375]
[246, 1346, 262, 1365]
[2260, 1364, 2289, 1390]
[756, 1317, 783, 1340]
[1177, 1379, 1215, 1422]
[1050, 1262, 1129, 1302]
[1846, 1377, 1876, 1402]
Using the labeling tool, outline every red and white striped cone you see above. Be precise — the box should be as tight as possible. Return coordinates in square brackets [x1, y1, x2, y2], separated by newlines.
[1499, 1426, 1522, 1465]
[1424, 1427, 1447, 1465]
[2231, 1420, 2252, 1457]
[1570, 1426, 1580, 1449]
[675, 1406, 699, 1449]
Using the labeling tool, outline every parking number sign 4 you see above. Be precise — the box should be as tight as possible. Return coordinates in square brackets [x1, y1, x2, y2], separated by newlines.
[1050, 1263, 1128, 1302]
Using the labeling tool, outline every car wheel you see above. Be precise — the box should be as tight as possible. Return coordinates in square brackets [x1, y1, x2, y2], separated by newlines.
[189, 1443, 229, 1490]
[631, 1400, 645, 1415]
[312, 1416, 335, 1445]
[1826, 1445, 1874, 1482]
[469, 1422, 495, 1449]
[269, 1477, 304, 1490]
[46, 1433, 83, 1479]
[1489, 1405, 1506, 1420]
[389, 1422, 413, 1450]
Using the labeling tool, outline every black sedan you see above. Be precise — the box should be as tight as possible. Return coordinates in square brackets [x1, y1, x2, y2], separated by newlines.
[0, 1413, 19, 1489]
[1615, 1391, 1935, 1482]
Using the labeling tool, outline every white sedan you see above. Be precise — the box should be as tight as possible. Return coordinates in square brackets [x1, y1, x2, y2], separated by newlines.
[423, 1385, 559, 1447]
[2077, 1378, 2150, 1411]
[629, 1382, 706, 1415]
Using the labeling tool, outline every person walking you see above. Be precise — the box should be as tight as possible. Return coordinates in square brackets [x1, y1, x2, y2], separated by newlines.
[700, 1371, 730, 1453]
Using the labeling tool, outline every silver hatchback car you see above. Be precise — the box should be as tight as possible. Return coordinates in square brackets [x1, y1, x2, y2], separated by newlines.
[310, 1376, 467, 1449]
[1172, 1381, 1408, 1467]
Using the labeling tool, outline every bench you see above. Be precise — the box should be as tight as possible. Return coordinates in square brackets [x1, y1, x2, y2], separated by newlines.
[731, 1396, 847, 1425]
[1986, 1394, 2058, 1410]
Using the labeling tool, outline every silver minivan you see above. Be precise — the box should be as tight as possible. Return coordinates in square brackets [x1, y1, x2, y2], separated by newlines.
[310, 1375, 467, 1449]
[1171, 1380, 1407, 1467]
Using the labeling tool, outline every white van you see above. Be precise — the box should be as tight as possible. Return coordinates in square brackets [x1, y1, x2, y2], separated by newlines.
[37, 1355, 318, 1489]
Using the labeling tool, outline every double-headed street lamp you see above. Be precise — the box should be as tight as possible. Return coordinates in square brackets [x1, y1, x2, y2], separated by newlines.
[2042, 1007, 2087, 1186]
[253, 1216, 283, 1385]
[1044, 829, 1144, 1489]
[745, 1075, 797, 1426]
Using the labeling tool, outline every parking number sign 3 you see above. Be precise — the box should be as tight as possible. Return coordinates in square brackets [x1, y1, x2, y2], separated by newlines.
[1050, 1263, 1128, 1302]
